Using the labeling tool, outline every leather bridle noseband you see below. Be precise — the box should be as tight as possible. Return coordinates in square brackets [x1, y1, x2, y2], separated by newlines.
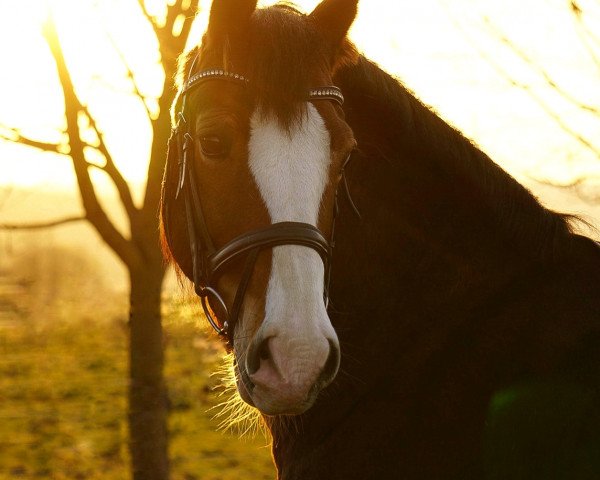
[167, 59, 355, 340]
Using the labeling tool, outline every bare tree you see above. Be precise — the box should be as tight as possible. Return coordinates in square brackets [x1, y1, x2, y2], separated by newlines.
[0, 2, 199, 479]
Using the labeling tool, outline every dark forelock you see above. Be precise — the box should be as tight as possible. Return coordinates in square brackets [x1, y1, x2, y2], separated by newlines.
[246, 5, 329, 128]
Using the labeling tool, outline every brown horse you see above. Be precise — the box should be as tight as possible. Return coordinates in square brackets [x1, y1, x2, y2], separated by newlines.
[160, 1, 600, 478]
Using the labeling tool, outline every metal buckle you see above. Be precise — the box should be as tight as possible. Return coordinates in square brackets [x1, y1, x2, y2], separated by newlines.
[197, 285, 230, 336]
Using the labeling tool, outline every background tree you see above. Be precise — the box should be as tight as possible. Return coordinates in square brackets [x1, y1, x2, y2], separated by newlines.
[484, 0, 600, 202]
[0, 2, 199, 479]
[442, 0, 600, 203]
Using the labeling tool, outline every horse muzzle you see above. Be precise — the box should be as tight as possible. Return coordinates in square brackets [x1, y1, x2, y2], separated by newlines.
[236, 325, 340, 416]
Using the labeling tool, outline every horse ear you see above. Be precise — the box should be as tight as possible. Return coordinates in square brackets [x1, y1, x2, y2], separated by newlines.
[207, 0, 258, 40]
[309, 0, 359, 46]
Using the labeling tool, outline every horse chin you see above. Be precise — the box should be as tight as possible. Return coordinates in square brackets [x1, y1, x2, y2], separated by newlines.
[232, 360, 254, 406]
[250, 389, 318, 416]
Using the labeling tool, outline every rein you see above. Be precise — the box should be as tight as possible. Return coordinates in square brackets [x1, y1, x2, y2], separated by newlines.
[169, 63, 354, 339]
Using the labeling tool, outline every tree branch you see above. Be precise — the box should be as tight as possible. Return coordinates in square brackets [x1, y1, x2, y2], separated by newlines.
[0, 126, 62, 154]
[439, 2, 600, 161]
[483, 17, 600, 116]
[478, 25, 600, 159]
[165, 0, 187, 38]
[80, 104, 138, 219]
[103, 28, 153, 118]
[138, 0, 161, 38]
[571, 0, 600, 48]
[43, 17, 141, 269]
[570, 0, 600, 74]
[0, 123, 141, 196]
[177, 0, 198, 43]
[0, 215, 85, 230]
[137, 0, 153, 24]
[530, 173, 600, 205]
[141, 0, 199, 216]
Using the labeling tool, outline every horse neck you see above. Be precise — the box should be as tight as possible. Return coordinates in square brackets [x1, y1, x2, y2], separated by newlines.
[331, 56, 575, 304]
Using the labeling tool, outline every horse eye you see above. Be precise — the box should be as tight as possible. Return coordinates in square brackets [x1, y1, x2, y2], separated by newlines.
[199, 135, 228, 159]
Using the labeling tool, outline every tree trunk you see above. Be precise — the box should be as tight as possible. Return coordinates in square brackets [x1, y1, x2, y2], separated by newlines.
[128, 266, 168, 480]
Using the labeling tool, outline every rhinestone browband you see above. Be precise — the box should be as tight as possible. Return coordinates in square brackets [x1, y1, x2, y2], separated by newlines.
[185, 69, 250, 89]
[183, 69, 344, 106]
[307, 87, 344, 106]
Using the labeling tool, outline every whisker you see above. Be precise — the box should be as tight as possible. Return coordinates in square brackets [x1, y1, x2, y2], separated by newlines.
[209, 352, 270, 440]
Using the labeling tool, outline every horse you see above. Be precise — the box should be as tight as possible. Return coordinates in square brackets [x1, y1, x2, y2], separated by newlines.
[159, 1, 600, 478]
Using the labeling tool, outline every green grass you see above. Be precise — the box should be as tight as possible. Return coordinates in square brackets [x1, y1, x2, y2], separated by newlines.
[0, 308, 274, 479]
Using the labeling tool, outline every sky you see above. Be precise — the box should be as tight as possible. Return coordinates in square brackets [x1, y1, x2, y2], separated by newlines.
[0, 0, 599, 217]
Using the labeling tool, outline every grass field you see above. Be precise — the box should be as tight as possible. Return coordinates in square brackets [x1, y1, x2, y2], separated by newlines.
[0, 293, 275, 480]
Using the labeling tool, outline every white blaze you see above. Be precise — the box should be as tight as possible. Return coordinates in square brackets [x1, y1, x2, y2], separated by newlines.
[248, 103, 334, 354]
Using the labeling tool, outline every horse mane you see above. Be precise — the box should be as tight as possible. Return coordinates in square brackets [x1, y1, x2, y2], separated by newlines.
[336, 55, 576, 264]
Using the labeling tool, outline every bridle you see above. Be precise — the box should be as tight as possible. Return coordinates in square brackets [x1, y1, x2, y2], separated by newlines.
[165, 59, 357, 340]
[167, 62, 356, 339]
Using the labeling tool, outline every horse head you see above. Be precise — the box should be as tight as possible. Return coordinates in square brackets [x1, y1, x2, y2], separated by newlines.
[160, 0, 359, 416]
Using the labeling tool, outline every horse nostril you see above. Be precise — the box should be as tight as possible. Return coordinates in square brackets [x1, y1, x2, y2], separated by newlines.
[258, 338, 270, 361]
[318, 339, 341, 388]
[247, 335, 272, 375]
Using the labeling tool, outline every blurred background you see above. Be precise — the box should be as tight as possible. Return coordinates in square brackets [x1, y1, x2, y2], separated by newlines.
[0, 0, 599, 479]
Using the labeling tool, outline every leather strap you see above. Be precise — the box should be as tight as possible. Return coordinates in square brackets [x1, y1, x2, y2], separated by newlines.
[209, 221, 330, 278]
[229, 248, 260, 330]
[183, 69, 344, 106]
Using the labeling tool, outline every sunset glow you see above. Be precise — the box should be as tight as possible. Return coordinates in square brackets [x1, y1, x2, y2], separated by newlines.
[1, 0, 599, 218]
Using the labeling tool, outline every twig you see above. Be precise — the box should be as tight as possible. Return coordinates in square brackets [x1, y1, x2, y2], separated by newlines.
[0, 215, 85, 230]
[0, 126, 62, 154]
[570, 0, 600, 74]
[79, 104, 138, 219]
[102, 26, 153, 118]
[571, 0, 600, 48]
[137, 0, 160, 37]
[0, 119, 138, 221]
[483, 16, 600, 115]
[531, 172, 600, 188]
[529, 173, 600, 205]
[438, 1, 600, 160]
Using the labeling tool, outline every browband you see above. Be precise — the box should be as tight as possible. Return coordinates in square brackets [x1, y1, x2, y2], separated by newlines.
[183, 69, 345, 106]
